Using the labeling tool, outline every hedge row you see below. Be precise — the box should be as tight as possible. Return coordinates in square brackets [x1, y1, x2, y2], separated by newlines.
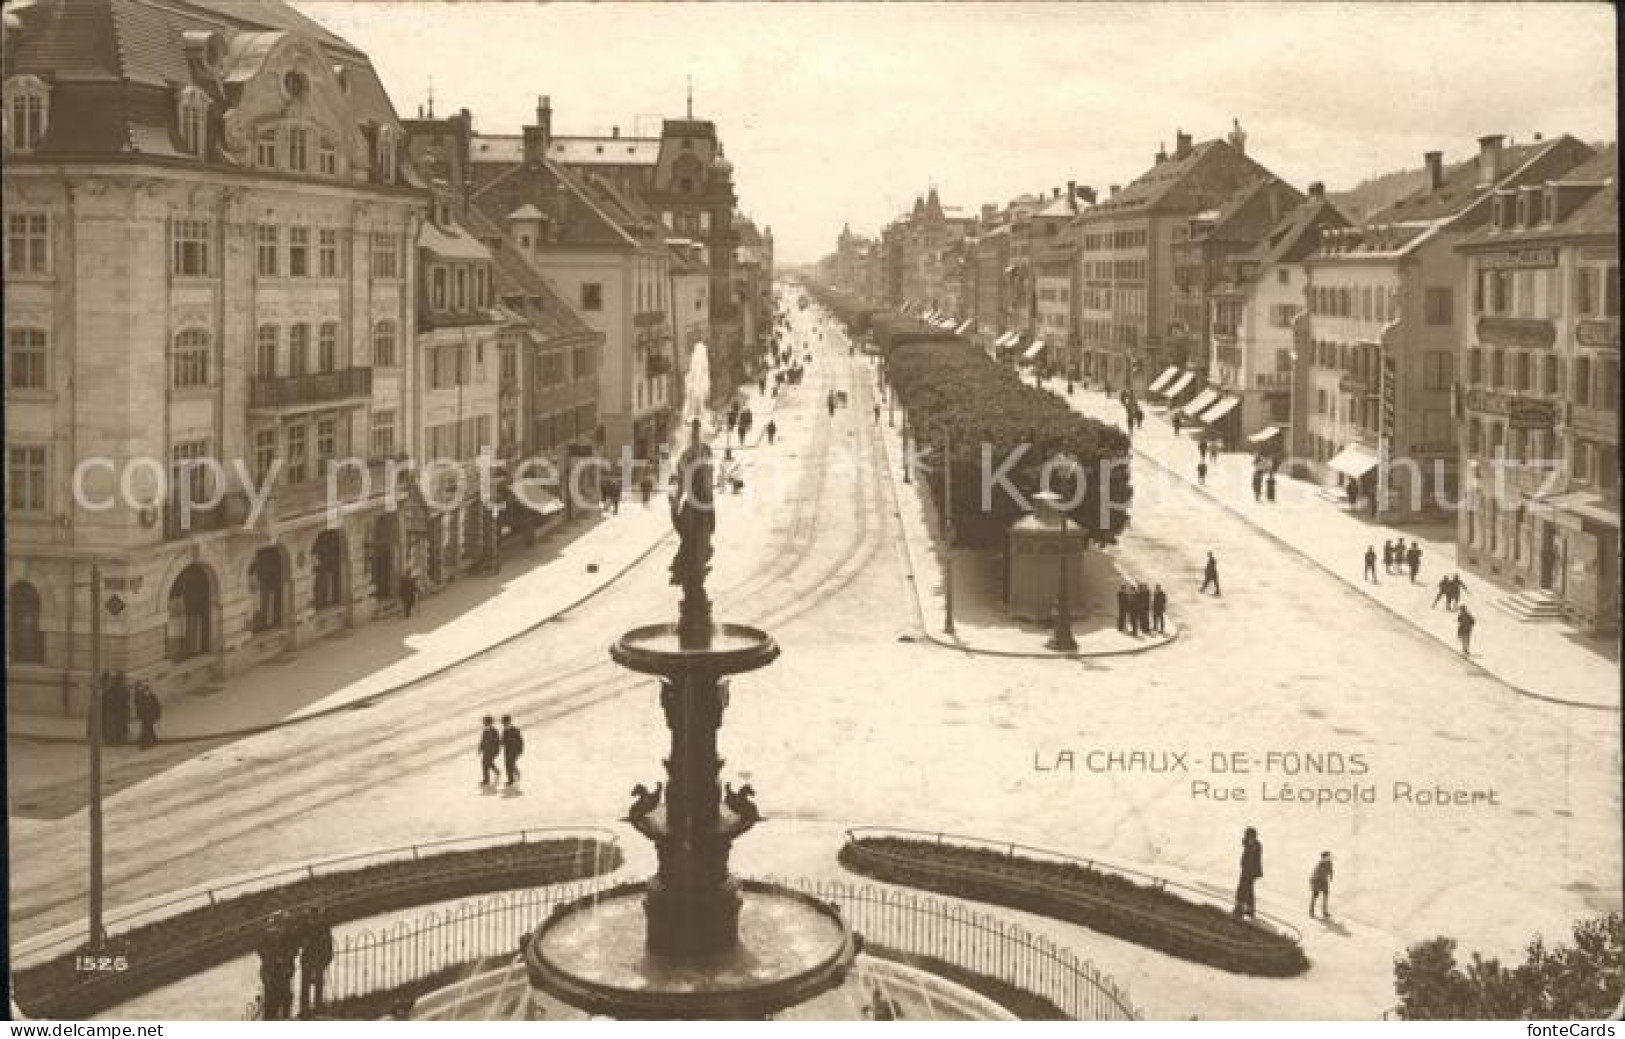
[15, 838, 622, 1020]
[884, 337, 1134, 548]
[840, 838, 1307, 978]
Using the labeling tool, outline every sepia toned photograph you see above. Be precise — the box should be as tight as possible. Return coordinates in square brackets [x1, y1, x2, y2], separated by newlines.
[3, 0, 1620, 1023]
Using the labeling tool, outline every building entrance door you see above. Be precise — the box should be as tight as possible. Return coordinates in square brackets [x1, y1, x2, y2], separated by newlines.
[1540, 522, 1559, 590]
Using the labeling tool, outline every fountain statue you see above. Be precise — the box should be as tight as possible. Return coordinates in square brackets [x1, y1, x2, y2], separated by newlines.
[682, 340, 712, 425]
[524, 419, 859, 1019]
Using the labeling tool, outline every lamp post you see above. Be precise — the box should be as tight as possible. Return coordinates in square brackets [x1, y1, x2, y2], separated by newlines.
[87, 564, 106, 950]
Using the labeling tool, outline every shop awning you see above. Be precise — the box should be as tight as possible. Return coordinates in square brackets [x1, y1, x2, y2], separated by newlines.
[1164, 371, 1196, 399]
[1180, 388, 1220, 418]
[1246, 425, 1283, 444]
[1147, 366, 1181, 395]
[955, 319, 974, 335]
[1022, 338, 1047, 362]
[998, 331, 1018, 348]
[1541, 490, 1620, 529]
[1327, 443, 1382, 480]
[1199, 395, 1240, 425]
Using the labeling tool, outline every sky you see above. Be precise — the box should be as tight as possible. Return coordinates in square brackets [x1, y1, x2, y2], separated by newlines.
[294, 1, 1617, 264]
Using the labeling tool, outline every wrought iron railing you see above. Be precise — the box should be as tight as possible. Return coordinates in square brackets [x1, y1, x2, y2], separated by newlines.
[320, 875, 1141, 1020]
[250, 367, 373, 410]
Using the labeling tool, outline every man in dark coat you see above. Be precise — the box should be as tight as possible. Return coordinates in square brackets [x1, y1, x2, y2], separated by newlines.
[1136, 583, 1152, 634]
[1364, 546, 1379, 584]
[1234, 826, 1263, 920]
[500, 715, 524, 786]
[478, 715, 501, 785]
[1201, 552, 1221, 596]
[134, 682, 161, 749]
[1406, 543, 1423, 583]
[1457, 607, 1476, 656]
[258, 912, 297, 1021]
[1251, 467, 1264, 502]
[1382, 540, 1395, 574]
[1151, 584, 1168, 633]
[398, 573, 418, 618]
[1265, 472, 1277, 502]
[1116, 584, 1131, 634]
[298, 914, 334, 1016]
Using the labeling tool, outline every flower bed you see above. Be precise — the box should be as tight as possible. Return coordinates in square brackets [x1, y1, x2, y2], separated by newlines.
[15, 837, 621, 1020]
[840, 837, 1307, 978]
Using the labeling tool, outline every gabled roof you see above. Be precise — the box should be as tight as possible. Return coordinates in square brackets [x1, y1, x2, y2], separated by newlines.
[419, 219, 492, 262]
[462, 205, 599, 343]
[1458, 144, 1618, 246]
[1085, 139, 1269, 216]
[1371, 136, 1583, 224]
[1243, 196, 1349, 268]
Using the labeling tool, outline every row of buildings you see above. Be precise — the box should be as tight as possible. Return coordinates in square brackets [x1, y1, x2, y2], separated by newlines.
[822, 123, 1617, 635]
[2, 0, 775, 711]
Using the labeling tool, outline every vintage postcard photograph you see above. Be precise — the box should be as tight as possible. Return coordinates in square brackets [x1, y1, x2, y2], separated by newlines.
[3, 0, 1620, 1024]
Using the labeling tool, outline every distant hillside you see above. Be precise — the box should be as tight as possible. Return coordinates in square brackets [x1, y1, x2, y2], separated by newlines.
[1329, 162, 1468, 225]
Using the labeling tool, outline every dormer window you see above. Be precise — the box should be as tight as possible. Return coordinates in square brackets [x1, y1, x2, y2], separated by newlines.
[1526, 191, 1543, 227]
[5, 76, 51, 153]
[177, 87, 209, 157]
[318, 136, 337, 176]
[374, 125, 398, 184]
[283, 70, 309, 101]
[1515, 194, 1529, 228]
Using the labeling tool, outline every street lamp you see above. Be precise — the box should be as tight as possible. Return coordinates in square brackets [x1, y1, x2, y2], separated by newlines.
[1046, 496, 1078, 653]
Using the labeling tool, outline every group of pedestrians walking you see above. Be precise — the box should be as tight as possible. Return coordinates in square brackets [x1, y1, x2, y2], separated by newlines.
[1116, 582, 1168, 636]
[257, 908, 334, 1020]
[92, 670, 162, 749]
[1250, 454, 1280, 504]
[478, 714, 526, 787]
[1229, 826, 1338, 924]
[1377, 538, 1424, 582]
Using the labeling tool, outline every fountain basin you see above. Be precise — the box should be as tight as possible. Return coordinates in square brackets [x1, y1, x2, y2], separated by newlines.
[525, 880, 858, 1019]
[611, 623, 780, 676]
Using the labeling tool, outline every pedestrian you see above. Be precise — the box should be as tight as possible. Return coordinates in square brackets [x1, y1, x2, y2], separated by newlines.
[1392, 538, 1407, 575]
[1151, 583, 1168, 633]
[1457, 606, 1476, 656]
[765, 419, 778, 446]
[399, 572, 418, 618]
[1172, 412, 1183, 434]
[1382, 540, 1395, 575]
[1432, 575, 1451, 608]
[873, 403, 881, 424]
[479, 715, 501, 785]
[640, 475, 653, 505]
[1448, 573, 1468, 611]
[1197, 460, 1208, 486]
[1363, 546, 1378, 583]
[759, 375, 767, 395]
[1201, 551, 1221, 596]
[258, 912, 297, 1021]
[1407, 543, 1422, 583]
[501, 714, 524, 786]
[1309, 851, 1334, 920]
[1251, 469, 1263, 502]
[1197, 440, 1207, 462]
[298, 914, 334, 1016]
[106, 671, 131, 746]
[1116, 583, 1131, 634]
[1138, 582, 1153, 633]
[134, 681, 161, 749]
[1265, 472, 1277, 503]
[827, 393, 837, 417]
[1234, 826, 1263, 920]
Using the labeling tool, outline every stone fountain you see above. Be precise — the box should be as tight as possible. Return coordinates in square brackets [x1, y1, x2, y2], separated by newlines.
[523, 419, 859, 1019]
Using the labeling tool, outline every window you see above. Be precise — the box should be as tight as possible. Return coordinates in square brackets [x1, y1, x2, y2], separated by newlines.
[168, 218, 211, 277]
[256, 325, 278, 376]
[288, 226, 310, 277]
[7, 327, 46, 390]
[6, 212, 49, 275]
[1423, 350, 1453, 390]
[454, 266, 467, 310]
[474, 267, 488, 309]
[540, 351, 565, 386]
[1515, 271, 1536, 318]
[1467, 418, 1482, 455]
[317, 322, 338, 372]
[431, 266, 447, 309]
[256, 128, 277, 168]
[500, 342, 517, 382]
[7, 446, 46, 512]
[1276, 267, 1289, 285]
[1490, 270, 1511, 315]
[1268, 304, 1297, 328]
[1490, 350, 1504, 389]
[9, 581, 44, 665]
[572, 345, 592, 380]
[1468, 348, 1483, 385]
[1422, 409, 1451, 446]
[256, 224, 280, 277]
[1424, 287, 1453, 326]
[254, 428, 277, 481]
[285, 424, 308, 483]
[318, 136, 337, 176]
[1600, 358, 1619, 412]
[177, 88, 207, 156]
[371, 409, 396, 458]
[371, 320, 397, 367]
[6, 76, 50, 152]
[316, 418, 337, 474]
[288, 324, 309, 376]
[581, 282, 603, 311]
[370, 232, 399, 278]
[287, 126, 308, 172]
[1543, 355, 1560, 396]
[318, 229, 339, 277]
[172, 327, 211, 389]
[1573, 355, 1592, 407]
[171, 439, 214, 505]
[374, 125, 397, 183]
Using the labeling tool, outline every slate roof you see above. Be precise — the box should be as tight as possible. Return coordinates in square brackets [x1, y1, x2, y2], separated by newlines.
[1083, 139, 1271, 217]
[1371, 137, 1582, 224]
[462, 205, 599, 343]
[1457, 144, 1618, 247]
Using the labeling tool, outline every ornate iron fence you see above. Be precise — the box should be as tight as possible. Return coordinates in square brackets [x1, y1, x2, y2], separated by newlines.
[322, 876, 1141, 1020]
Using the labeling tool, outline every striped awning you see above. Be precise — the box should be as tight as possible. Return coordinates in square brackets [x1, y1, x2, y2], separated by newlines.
[1199, 395, 1240, 424]
[955, 319, 974, 335]
[1147, 366, 1181, 395]
[1180, 388, 1220, 418]
[1164, 371, 1196, 399]
[1022, 339, 1047, 362]
[1328, 443, 1381, 480]
[1246, 425, 1283, 444]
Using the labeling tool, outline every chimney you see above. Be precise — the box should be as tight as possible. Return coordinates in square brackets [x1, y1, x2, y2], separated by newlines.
[1053, 186, 1061, 199]
[1424, 150, 1444, 192]
[1477, 134, 1505, 185]
[1227, 118, 1247, 156]
[1067, 179, 1078, 212]
[1155, 141, 1167, 165]
[1174, 130, 1193, 160]
[523, 94, 553, 164]
[1109, 185, 1121, 200]
[612, 126, 620, 138]
[1078, 185, 1097, 205]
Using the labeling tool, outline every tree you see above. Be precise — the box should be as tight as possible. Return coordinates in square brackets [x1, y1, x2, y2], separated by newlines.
[1393, 913, 1622, 1019]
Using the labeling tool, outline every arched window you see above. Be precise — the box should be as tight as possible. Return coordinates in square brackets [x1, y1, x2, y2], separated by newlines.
[5, 76, 51, 153]
[8, 580, 44, 664]
[167, 564, 212, 661]
[176, 86, 208, 157]
[372, 320, 397, 367]
[318, 322, 339, 372]
[288, 324, 309, 376]
[7, 326, 47, 390]
[312, 531, 343, 610]
[256, 324, 278, 376]
[172, 327, 211, 389]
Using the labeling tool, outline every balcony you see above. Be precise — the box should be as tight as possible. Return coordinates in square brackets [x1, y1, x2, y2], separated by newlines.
[261, 458, 394, 527]
[250, 367, 373, 413]
[1255, 371, 1293, 391]
[633, 310, 666, 329]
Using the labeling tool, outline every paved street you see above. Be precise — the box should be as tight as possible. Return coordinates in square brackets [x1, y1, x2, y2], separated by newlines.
[10, 295, 1619, 1020]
